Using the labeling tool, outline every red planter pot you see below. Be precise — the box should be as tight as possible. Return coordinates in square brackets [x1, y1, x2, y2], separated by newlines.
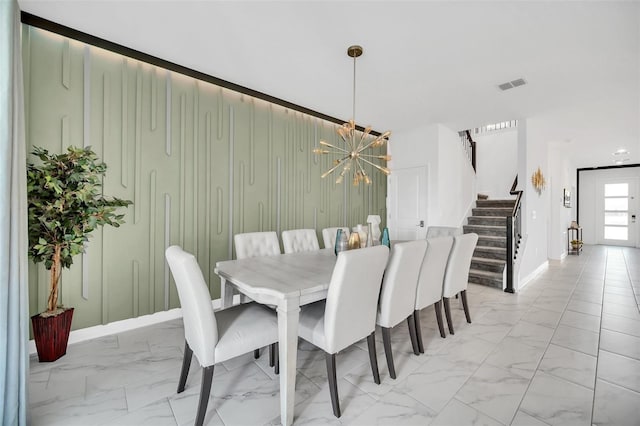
[31, 308, 74, 362]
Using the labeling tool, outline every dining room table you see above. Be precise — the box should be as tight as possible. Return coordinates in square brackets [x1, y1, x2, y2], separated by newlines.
[214, 248, 338, 426]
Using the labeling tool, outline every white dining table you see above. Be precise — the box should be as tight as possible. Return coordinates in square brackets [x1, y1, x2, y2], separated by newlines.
[214, 248, 337, 426]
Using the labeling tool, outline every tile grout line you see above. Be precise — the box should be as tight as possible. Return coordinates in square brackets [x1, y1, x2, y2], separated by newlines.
[509, 246, 593, 426]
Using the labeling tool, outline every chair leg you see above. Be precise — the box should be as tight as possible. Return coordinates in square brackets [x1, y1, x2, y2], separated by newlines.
[177, 340, 193, 393]
[434, 301, 446, 338]
[414, 310, 425, 354]
[195, 365, 214, 426]
[366, 332, 381, 385]
[273, 342, 279, 375]
[381, 327, 397, 379]
[461, 290, 472, 323]
[269, 344, 275, 367]
[406, 314, 420, 356]
[325, 352, 341, 418]
[443, 297, 455, 335]
[254, 348, 260, 359]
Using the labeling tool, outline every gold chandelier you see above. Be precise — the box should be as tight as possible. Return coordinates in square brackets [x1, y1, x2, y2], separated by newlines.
[313, 45, 391, 185]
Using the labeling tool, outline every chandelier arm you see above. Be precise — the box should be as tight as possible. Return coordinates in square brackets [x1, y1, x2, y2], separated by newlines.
[359, 157, 391, 175]
[320, 157, 350, 179]
[320, 140, 350, 154]
[358, 153, 390, 159]
[355, 126, 373, 152]
[354, 159, 370, 180]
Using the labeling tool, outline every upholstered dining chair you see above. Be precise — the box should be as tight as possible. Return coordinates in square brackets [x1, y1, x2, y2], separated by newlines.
[234, 231, 281, 259]
[442, 233, 479, 334]
[165, 246, 279, 426]
[233, 231, 281, 366]
[376, 240, 428, 379]
[298, 245, 389, 418]
[281, 229, 320, 254]
[321, 227, 350, 249]
[413, 236, 454, 353]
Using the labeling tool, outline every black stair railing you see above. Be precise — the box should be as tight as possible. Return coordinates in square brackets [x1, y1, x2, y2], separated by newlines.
[505, 176, 523, 293]
[459, 130, 477, 172]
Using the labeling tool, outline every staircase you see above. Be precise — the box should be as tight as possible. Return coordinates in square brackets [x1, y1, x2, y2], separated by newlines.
[464, 199, 517, 289]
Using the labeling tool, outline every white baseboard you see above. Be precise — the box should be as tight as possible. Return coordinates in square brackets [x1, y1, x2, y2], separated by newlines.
[28, 296, 236, 355]
[518, 260, 549, 291]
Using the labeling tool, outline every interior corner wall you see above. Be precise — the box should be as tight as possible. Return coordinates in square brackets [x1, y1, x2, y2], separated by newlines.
[387, 123, 476, 230]
[475, 129, 518, 199]
[23, 25, 387, 330]
[436, 124, 477, 226]
[518, 118, 550, 283]
[547, 145, 575, 260]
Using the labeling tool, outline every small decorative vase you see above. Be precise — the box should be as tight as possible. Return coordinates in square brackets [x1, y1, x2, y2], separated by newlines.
[381, 227, 391, 249]
[334, 229, 343, 256]
[348, 232, 361, 250]
[366, 215, 382, 242]
[335, 229, 348, 255]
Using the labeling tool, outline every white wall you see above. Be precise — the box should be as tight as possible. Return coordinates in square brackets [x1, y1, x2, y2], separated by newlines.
[475, 129, 518, 199]
[436, 124, 477, 226]
[579, 167, 640, 245]
[518, 118, 551, 285]
[388, 123, 476, 232]
[547, 144, 576, 259]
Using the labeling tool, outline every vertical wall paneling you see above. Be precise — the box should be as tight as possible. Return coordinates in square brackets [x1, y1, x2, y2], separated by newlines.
[81, 46, 91, 300]
[192, 86, 199, 257]
[61, 116, 69, 151]
[165, 71, 171, 156]
[134, 65, 142, 224]
[62, 39, 70, 89]
[228, 105, 234, 259]
[164, 193, 171, 311]
[121, 58, 128, 187]
[132, 260, 139, 317]
[250, 100, 255, 186]
[149, 170, 157, 313]
[151, 68, 157, 130]
[179, 94, 186, 247]
[24, 26, 386, 330]
[277, 157, 282, 234]
[216, 187, 223, 235]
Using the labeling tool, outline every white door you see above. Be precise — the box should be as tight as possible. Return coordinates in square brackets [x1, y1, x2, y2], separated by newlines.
[597, 178, 638, 247]
[387, 166, 427, 240]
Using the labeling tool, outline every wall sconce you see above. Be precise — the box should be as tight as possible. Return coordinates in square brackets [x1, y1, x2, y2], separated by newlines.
[531, 167, 546, 194]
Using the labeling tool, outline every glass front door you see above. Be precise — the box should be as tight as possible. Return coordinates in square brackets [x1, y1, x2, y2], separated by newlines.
[599, 180, 637, 247]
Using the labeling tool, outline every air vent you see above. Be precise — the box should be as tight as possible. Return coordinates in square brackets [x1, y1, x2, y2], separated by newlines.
[497, 78, 527, 91]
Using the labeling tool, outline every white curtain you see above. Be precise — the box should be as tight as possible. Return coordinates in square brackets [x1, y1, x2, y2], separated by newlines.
[0, 0, 29, 425]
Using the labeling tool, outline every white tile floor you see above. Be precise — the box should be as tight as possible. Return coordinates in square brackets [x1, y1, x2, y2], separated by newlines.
[29, 245, 640, 425]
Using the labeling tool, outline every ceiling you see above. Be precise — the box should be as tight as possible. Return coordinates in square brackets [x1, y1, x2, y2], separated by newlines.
[18, 0, 640, 168]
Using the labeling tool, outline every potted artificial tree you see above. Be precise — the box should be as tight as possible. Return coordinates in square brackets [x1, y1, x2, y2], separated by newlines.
[27, 146, 131, 362]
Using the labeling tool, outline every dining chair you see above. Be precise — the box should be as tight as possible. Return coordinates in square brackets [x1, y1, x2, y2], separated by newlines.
[442, 233, 479, 334]
[281, 229, 320, 254]
[376, 240, 428, 379]
[425, 226, 462, 239]
[233, 231, 281, 366]
[234, 231, 281, 259]
[165, 246, 279, 426]
[298, 245, 389, 418]
[321, 227, 350, 249]
[413, 236, 454, 353]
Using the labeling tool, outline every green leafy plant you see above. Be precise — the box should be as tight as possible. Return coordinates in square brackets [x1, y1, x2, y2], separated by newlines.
[27, 146, 132, 314]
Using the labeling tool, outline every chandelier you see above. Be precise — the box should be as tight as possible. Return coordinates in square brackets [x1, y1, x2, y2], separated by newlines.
[313, 45, 391, 185]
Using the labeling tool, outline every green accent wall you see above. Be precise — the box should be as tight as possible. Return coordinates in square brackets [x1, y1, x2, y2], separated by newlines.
[23, 25, 387, 330]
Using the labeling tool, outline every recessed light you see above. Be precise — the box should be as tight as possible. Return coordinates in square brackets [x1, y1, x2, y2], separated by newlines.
[613, 148, 629, 156]
[614, 158, 630, 165]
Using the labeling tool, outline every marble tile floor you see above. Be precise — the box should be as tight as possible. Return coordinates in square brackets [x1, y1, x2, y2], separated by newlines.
[29, 245, 640, 425]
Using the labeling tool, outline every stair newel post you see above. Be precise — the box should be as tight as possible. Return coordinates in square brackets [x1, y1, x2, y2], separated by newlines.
[505, 215, 515, 293]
